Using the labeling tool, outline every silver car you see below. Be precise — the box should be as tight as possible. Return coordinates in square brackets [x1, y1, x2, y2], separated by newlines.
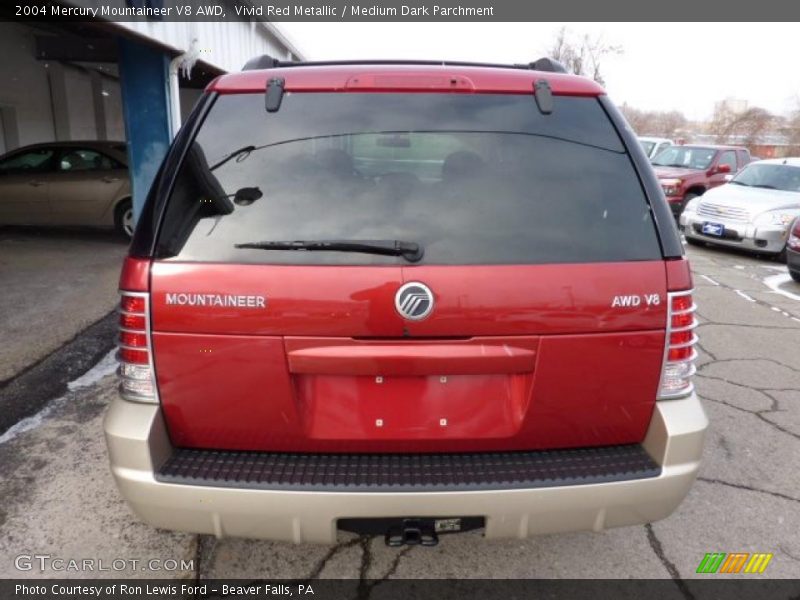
[0, 141, 133, 237]
[681, 158, 800, 258]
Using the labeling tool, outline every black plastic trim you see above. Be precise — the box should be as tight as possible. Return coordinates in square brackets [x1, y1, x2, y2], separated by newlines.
[156, 444, 660, 492]
[533, 79, 554, 114]
[128, 92, 217, 258]
[265, 77, 286, 112]
[597, 95, 684, 259]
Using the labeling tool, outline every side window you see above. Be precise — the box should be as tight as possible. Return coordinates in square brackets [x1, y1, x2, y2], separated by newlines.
[718, 151, 737, 171]
[58, 148, 120, 172]
[737, 150, 751, 168]
[0, 148, 56, 174]
[657, 142, 670, 155]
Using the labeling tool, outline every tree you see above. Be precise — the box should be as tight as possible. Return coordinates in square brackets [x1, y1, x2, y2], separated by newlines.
[706, 104, 774, 145]
[783, 98, 800, 153]
[547, 27, 623, 86]
[619, 104, 688, 138]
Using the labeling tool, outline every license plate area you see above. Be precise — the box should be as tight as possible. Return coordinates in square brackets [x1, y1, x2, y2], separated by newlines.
[294, 373, 530, 440]
[338, 516, 485, 540]
[702, 221, 725, 236]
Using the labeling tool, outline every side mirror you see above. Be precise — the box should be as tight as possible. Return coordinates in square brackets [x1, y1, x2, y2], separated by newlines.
[233, 187, 263, 206]
[716, 163, 732, 174]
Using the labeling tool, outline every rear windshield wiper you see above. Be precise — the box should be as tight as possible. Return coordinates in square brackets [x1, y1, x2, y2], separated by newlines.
[729, 180, 749, 186]
[234, 239, 424, 262]
[752, 184, 777, 190]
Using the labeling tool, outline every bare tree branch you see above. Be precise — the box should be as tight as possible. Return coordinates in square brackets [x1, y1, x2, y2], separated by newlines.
[619, 104, 688, 138]
[706, 104, 774, 145]
[547, 27, 622, 86]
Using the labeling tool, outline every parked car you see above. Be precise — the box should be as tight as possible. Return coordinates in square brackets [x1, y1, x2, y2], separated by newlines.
[104, 57, 707, 545]
[639, 136, 673, 159]
[0, 141, 133, 236]
[680, 158, 800, 259]
[784, 218, 800, 281]
[652, 144, 751, 217]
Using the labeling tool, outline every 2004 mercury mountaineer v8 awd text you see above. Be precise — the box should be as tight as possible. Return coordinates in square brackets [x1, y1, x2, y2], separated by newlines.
[103, 57, 708, 546]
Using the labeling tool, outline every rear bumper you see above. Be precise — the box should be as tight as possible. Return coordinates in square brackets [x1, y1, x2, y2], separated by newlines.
[103, 394, 707, 543]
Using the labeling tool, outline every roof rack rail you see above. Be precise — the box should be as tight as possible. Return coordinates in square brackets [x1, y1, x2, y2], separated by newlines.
[241, 56, 569, 74]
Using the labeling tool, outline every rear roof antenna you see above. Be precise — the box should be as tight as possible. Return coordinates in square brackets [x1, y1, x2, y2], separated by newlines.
[243, 54, 281, 70]
[529, 57, 568, 73]
[265, 77, 285, 112]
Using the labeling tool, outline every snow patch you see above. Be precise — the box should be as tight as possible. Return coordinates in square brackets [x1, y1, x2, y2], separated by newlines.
[68, 349, 117, 390]
[0, 349, 117, 445]
[0, 398, 65, 445]
[763, 273, 800, 303]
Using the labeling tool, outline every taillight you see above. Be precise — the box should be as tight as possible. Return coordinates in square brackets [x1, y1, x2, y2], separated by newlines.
[118, 291, 157, 402]
[659, 290, 698, 399]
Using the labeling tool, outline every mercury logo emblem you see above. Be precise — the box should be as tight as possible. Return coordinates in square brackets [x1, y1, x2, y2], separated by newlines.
[395, 282, 434, 321]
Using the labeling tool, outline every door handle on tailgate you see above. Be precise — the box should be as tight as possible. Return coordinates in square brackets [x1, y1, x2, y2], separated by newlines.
[287, 344, 535, 376]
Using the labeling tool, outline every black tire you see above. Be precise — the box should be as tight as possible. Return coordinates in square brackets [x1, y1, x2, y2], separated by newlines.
[790, 270, 800, 283]
[114, 199, 134, 238]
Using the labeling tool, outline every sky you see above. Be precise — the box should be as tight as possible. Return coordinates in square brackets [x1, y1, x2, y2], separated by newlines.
[277, 22, 800, 121]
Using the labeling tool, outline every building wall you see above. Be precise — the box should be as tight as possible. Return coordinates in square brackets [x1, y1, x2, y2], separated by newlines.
[63, 66, 98, 140]
[179, 88, 204, 123]
[0, 24, 57, 149]
[0, 23, 128, 151]
[0, 17, 302, 153]
[112, 18, 303, 72]
[103, 80, 126, 141]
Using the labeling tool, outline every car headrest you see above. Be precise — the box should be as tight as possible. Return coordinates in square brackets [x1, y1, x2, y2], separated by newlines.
[442, 151, 485, 183]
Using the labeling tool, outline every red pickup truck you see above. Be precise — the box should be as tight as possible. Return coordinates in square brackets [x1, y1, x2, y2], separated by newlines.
[652, 145, 751, 217]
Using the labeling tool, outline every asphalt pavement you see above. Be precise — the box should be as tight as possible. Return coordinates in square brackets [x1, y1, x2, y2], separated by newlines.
[0, 227, 127, 383]
[0, 242, 798, 584]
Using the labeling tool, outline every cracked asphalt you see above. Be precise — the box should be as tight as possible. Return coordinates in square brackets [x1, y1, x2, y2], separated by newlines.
[0, 242, 798, 584]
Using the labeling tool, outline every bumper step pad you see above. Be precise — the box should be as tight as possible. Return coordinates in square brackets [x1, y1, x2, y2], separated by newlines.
[156, 444, 660, 492]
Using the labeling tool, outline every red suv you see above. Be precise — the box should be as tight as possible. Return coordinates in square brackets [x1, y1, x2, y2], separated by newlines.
[104, 58, 707, 545]
[652, 144, 751, 217]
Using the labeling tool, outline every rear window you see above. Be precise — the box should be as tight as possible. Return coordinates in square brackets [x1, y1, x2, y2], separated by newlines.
[156, 92, 661, 265]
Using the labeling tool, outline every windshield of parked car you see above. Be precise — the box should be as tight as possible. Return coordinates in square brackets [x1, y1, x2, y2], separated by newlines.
[652, 146, 716, 170]
[731, 163, 800, 193]
[157, 92, 661, 265]
[640, 140, 655, 156]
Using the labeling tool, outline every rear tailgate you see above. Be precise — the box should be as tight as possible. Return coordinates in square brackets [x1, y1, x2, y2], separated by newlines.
[145, 84, 671, 453]
[151, 261, 666, 452]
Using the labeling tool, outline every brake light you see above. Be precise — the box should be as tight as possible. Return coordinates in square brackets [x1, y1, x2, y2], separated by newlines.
[120, 295, 146, 313]
[118, 291, 157, 402]
[120, 330, 148, 348]
[659, 290, 698, 399]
